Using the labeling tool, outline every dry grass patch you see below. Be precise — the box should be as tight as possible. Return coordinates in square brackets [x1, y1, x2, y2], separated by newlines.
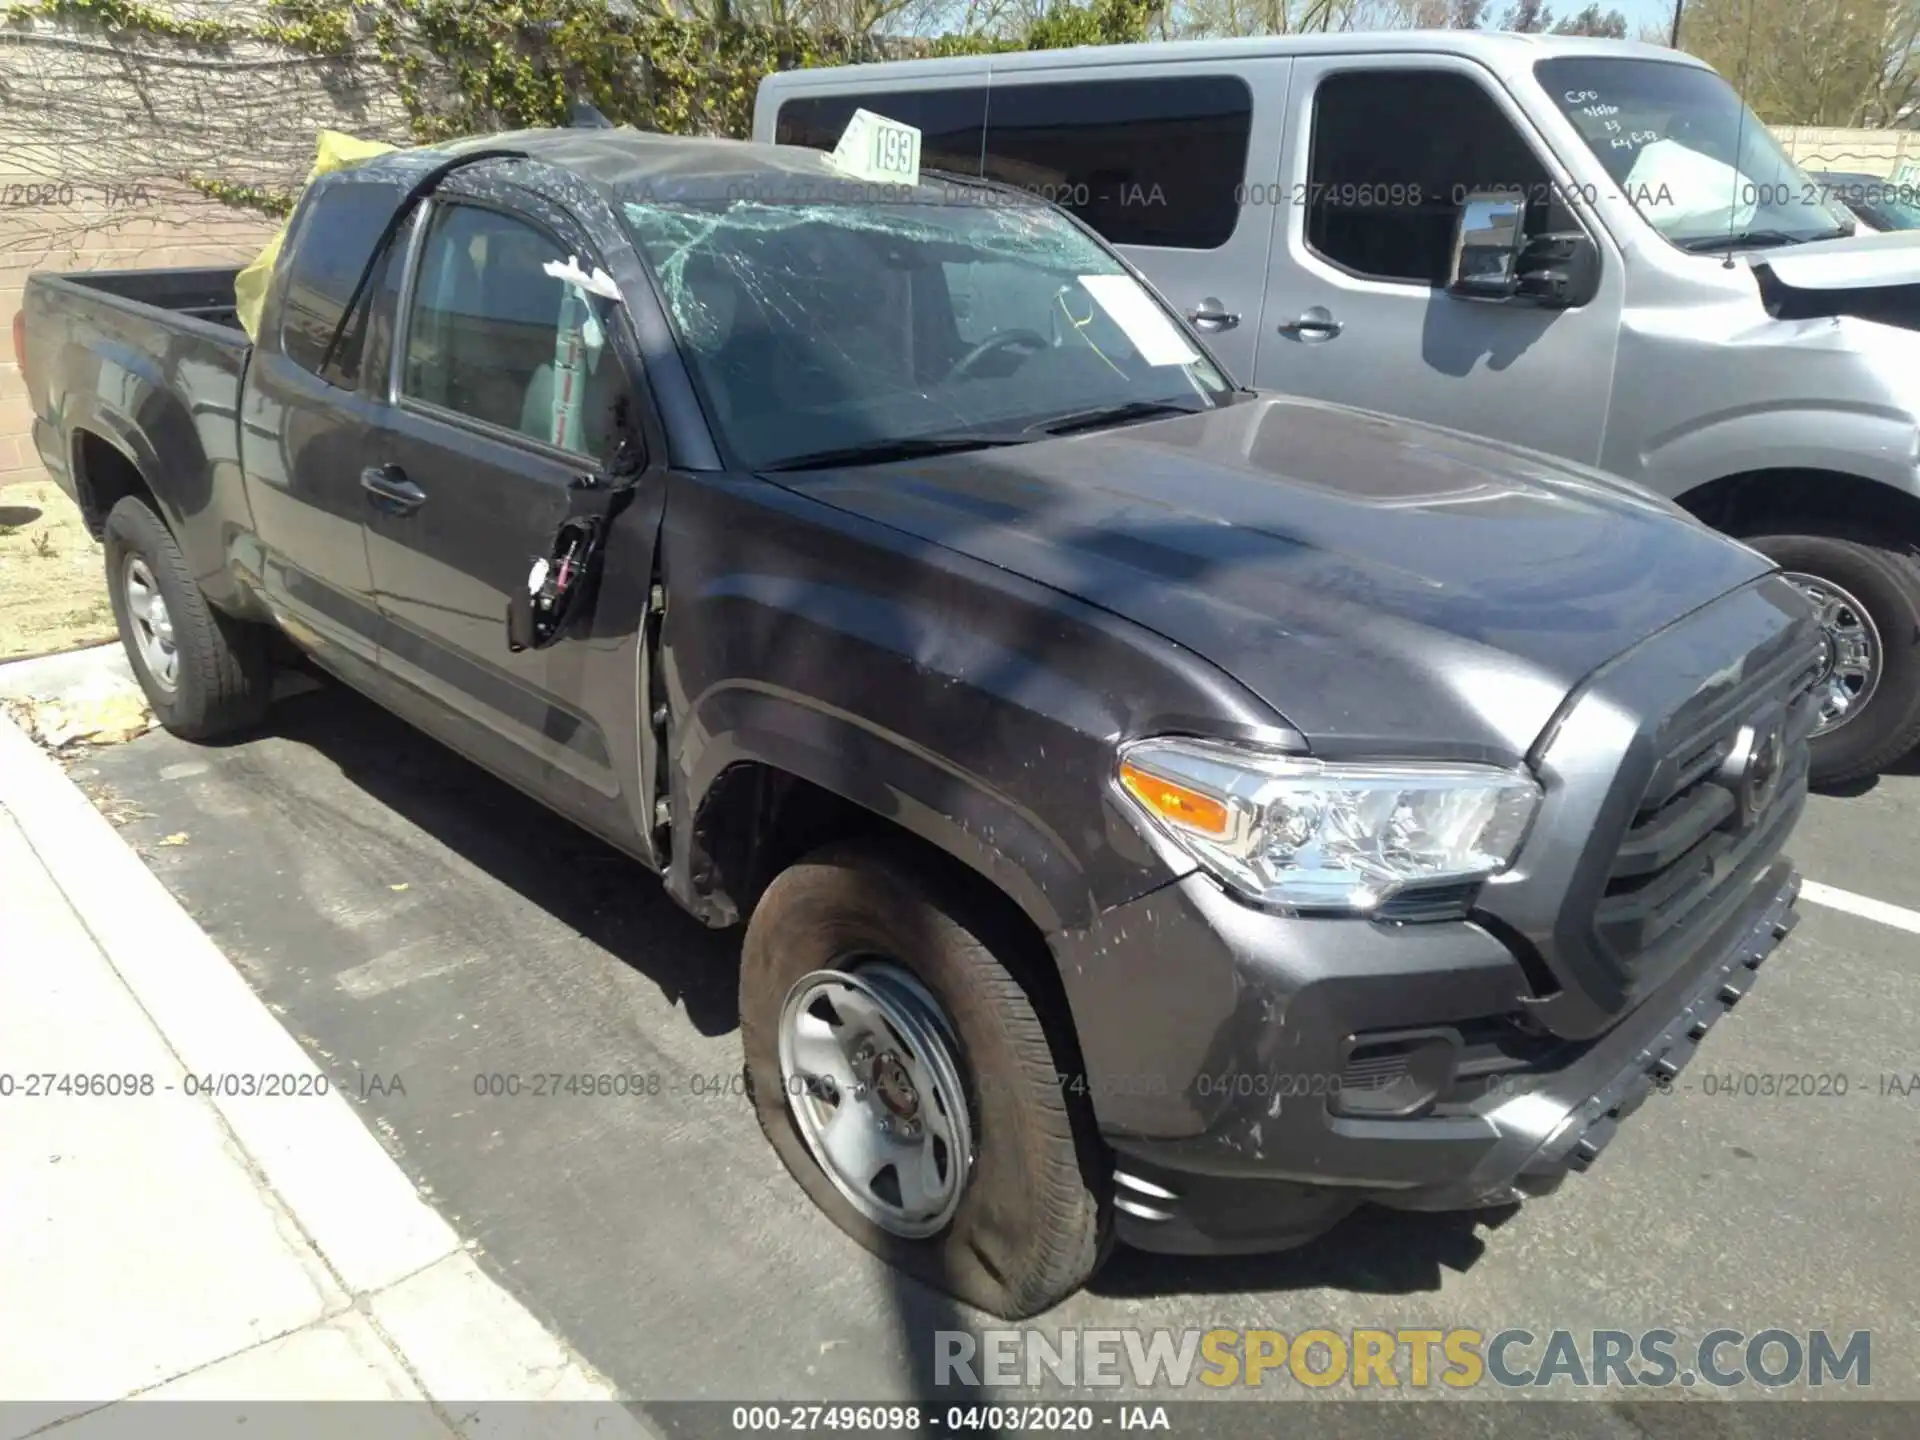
[0, 479, 118, 662]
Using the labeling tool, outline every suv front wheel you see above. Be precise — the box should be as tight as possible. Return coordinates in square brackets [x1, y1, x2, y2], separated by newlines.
[1743, 529, 1920, 787]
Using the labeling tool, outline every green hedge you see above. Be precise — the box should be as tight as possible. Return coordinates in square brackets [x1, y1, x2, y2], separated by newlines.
[5, 0, 1156, 144]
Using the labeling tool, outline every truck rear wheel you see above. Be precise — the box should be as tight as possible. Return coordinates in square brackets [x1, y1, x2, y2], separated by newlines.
[104, 496, 270, 740]
[1744, 528, 1920, 788]
[740, 839, 1109, 1319]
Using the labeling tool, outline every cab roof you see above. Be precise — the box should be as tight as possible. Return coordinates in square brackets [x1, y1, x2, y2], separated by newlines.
[360, 125, 978, 207]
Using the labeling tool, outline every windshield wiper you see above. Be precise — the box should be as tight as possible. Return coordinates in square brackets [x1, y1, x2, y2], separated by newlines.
[761, 433, 1032, 473]
[1026, 398, 1210, 437]
[1677, 228, 1846, 253]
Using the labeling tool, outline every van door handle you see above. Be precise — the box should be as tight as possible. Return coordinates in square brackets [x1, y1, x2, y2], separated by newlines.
[1185, 299, 1240, 332]
[361, 464, 426, 515]
[1277, 308, 1344, 341]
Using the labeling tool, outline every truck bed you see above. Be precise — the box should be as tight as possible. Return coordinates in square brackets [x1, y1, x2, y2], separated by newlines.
[52, 266, 247, 333]
[20, 264, 255, 589]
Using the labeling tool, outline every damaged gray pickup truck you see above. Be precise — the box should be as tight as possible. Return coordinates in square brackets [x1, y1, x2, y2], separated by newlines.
[22, 127, 1821, 1317]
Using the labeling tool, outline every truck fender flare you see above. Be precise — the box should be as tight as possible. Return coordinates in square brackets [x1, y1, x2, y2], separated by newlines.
[62, 360, 205, 546]
[678, 691, 1097, 936]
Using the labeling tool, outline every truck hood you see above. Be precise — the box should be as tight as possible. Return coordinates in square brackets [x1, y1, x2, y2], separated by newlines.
[1751, 231, 1920, 330]
[780, 396, 1774, 760]
[1750, 228, 1920, 290]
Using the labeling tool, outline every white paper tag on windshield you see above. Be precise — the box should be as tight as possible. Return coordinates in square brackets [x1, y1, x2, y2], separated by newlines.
[827, 109, 921, 188]
[1078, 274, 1199, 367]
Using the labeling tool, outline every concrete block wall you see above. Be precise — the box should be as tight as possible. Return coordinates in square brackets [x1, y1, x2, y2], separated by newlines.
[0, 8, 413, 487]
[1774, 126, 1920, 180]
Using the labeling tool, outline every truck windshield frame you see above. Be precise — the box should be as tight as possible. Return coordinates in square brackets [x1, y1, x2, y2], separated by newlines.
[1533, 56, 1850, 253]
[617, 190, 1234, 471]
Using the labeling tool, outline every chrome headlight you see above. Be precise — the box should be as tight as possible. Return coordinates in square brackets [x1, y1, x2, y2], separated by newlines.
[1117, 738, 1541, 914]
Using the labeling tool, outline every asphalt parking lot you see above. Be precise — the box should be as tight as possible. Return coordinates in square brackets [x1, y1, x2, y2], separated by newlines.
[66, 679, 1920, 1429]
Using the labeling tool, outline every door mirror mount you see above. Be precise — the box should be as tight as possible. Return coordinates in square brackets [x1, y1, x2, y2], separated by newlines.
[1513, 230, 1601, 309]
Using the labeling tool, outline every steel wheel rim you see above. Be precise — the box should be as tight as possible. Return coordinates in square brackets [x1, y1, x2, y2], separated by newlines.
[777, 960, 973, 1239]
[123, 556, 178, 692]
[1784, 571, 1882, 737]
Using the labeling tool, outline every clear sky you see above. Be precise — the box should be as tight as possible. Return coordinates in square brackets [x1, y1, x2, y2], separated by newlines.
[1500, 0, 1675, 40]
[1607, 0, 1677, 40]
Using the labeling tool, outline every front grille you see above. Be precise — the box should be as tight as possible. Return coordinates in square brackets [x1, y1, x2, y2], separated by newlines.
[1469, 575, 1822, 1037]
[1592, 646, 1821, 985]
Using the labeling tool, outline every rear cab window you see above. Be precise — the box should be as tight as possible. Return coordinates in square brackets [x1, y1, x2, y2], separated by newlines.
[278, 177, 405, 388]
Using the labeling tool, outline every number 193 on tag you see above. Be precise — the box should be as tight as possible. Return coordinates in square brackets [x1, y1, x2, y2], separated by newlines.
[831, 109, 922, 187]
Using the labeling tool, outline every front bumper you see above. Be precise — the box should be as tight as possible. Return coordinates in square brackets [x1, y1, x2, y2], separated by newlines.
[1046, 860, 1800, 1256]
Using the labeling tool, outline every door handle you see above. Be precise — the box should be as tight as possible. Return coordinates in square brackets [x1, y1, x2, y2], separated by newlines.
[361, 464, 426, 515]
[1276, 309, 1344, 341]
[1185, 299, 1241, 333]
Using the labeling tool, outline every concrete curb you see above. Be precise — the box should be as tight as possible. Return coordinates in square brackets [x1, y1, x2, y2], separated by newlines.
[0, 711, 651, 1428]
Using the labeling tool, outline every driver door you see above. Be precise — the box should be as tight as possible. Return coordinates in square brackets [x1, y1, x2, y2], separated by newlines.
[361, 192, 662, 852]
[1253, 57, 1623, 467]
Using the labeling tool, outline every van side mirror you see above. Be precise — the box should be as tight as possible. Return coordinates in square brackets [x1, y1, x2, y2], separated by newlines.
[1447, 191, 1527, 301]
[1448, 189, 1601, 310]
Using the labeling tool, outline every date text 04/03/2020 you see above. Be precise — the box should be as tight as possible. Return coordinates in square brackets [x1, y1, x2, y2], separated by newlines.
[727, 1406, 1173, 1433]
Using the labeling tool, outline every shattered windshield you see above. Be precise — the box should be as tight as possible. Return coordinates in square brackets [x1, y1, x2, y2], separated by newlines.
[1535, 58, 1850, 250]
[620, 190, 1233, 469]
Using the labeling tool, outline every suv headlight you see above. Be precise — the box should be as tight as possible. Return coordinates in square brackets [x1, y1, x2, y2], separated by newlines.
[1117, 738, 1541, 914]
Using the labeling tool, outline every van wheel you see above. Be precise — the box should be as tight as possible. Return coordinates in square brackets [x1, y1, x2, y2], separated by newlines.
[740, 839, 1109, 1319]
[104, 496, 270, 740]
[1744, 529, 1920, 787]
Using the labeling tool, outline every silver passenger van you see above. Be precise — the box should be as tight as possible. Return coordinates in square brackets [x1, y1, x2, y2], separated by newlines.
[755, 33, 1920, 786]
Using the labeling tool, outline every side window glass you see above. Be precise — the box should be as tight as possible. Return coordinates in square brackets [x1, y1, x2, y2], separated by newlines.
[1305, 71, 1570, 286]
[775, 88, 987, 176]
[401, 204, 628, 461]
[279, 178, 403, 387]
[982, 76, 1252, 250]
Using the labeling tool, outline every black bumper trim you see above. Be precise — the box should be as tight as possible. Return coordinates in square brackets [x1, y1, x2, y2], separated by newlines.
[1510, 869, 1799, 1188]
[1110, 864, 1800, 1254]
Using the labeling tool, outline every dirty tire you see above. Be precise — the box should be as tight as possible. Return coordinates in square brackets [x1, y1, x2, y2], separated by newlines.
[104, 495, 270, 740]
[1744, 529, 1920, 787]
[741, 839, 1109, 1319]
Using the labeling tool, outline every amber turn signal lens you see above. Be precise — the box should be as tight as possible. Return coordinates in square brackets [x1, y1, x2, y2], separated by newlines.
[1119, 760, 1231, 837]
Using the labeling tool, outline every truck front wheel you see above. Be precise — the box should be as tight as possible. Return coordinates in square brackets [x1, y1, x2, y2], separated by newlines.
[1744, 528, 1920, 788]
[740, 839, 1109, 1319]
[104, 496, 270, 740]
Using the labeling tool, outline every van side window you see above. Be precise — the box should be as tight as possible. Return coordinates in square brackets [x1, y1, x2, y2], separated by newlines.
[982, 77, 1252, 250]
[1306, 71, 1572, 286]
[279, 179, 402, 387]
[400, 204, 628, 461]
[775, 89, 987, 176]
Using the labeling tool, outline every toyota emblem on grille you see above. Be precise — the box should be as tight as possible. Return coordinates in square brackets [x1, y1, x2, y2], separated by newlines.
[1734, 717, 1787, 824]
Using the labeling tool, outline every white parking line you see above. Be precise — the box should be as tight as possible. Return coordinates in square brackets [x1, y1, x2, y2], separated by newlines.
[1801, 879, 1920, 937]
